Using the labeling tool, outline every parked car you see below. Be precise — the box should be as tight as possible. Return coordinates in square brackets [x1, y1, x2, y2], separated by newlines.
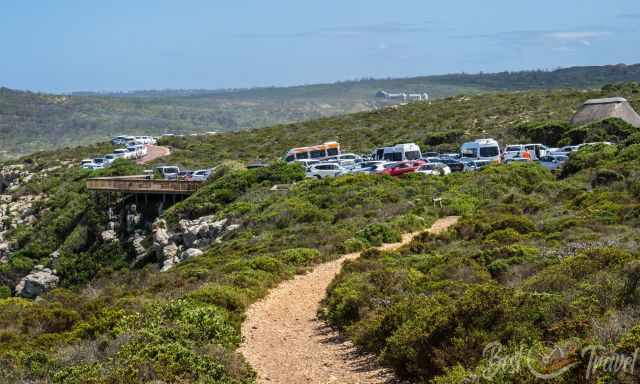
[306, 163, 348, 179]
[579, 142, 615, 149]
[539, 154, 569, 171]
[155, 166, 180, 180]
[104, 154, 117, 165]
[472, 160, 492, 169]
[177, 170, 194, 180]
[294, 159, 321, 170]
[125, 144, 146, 159]
[460, 158, 477, 172]
[80, 159, 94, 166]
[503, 144, 525, 160]
[82, 163, 104, 170]
[324, 153, 363, 169]
[461, 139, 501, 163]
[524, 144, 550, 160]
[436, 158, 465, 172]
[382, 160, 425, 177]
[375, 143, 422, 162]
[93, 157, 109, 167]
[556, 145, 580, 154]
[112, 148, 129, 159]
[504, 156, 531, 164]
[190, 169, 212, 181]
[351, 163, 388, 174]
[111, 135, 135, 145]
[423, 151, 440, 158]
[135, 136, 155, 144]
[415, 163, 451, 176]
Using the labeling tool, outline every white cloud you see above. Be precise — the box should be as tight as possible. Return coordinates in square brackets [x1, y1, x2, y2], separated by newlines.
[544, 31, 612, 41]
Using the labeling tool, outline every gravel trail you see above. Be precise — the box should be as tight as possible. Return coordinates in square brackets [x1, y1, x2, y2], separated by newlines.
[136, 144, 171, 164]
[239, 216, 460, 384]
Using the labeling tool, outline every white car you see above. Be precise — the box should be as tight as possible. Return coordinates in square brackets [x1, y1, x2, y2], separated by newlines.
[415, 163, 451, 176]
[104, 154, 117, 164]
[80, 159, 94, 167]
[539, 155, 568, 171]
[324, 153, 363, 169]
[135, 136, 154, 145]
[82, 163, 104, 170]
[111, 135, 134, 145]
[306, 163, 348, 179]
[190, 169, 212, 182]
[503, 144, 525, 160]
[294, 159, 321, 170]
[112, 148, 129, 159]
[351, 163, 388, 174]
[93, 157, 109, 167]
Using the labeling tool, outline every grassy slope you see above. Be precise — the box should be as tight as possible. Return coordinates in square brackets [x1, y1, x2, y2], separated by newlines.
[2, 63, 640, 160]
[1, 84, 640, 382]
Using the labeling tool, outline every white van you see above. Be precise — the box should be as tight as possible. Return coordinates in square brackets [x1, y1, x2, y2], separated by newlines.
[155, 166, 180, 180]
[461, 139, 501, 162]
[375, 143, 422, 162]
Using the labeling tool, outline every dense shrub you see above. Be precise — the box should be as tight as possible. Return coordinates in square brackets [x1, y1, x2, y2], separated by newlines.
[423, 130, 464, 146]
[355, 223, 401, 247]
[560, 144, 618, 177]
[514, 120, 571, 146]
[564, 118, 638, 145]
[0, 286, 10, 299]
[280, 248, 321, 266]
[490, 215, 536, 234]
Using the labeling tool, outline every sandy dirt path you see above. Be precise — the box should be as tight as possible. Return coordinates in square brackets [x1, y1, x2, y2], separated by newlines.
[136, 144, 171, 164]
[239, 216, 460, 384]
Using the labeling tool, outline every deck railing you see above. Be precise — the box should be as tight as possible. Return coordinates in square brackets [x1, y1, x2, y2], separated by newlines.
[87, 176, 201, 194]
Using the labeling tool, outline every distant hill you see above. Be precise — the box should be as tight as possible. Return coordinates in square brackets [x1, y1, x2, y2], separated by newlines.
[2, 63, 640, 160]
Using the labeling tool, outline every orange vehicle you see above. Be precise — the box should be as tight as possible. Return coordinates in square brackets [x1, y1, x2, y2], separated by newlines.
[284, 141, 340, 162]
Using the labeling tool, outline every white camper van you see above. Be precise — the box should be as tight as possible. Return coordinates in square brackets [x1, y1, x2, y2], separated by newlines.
[373, 143, 422, 162]
[460, 139, 501, 163]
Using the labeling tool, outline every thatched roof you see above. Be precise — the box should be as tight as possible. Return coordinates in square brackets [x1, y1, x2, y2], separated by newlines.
[571, 97, 640, 128]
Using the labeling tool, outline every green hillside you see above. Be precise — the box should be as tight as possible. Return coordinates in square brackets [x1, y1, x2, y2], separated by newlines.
[2, 63, 640, 161]
[2, 83, 640, 382]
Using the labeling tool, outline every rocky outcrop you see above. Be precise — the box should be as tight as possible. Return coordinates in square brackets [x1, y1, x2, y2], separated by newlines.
[129, 231, 149, 268]
[0, 241, 9, 264]
[152, 216, 239, 272]
[159, 243, 180, 272]
[100, 229, 118, 242]
[183, 248, 203, 259]
[15, 266, 59, 299]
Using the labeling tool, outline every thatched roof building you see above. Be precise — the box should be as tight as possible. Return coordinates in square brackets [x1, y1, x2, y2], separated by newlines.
[571, 97, 640, 128]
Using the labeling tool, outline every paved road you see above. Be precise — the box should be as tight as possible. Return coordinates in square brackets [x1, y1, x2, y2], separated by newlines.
[239, 216, 461, 384]
[136, 145, 171, 165]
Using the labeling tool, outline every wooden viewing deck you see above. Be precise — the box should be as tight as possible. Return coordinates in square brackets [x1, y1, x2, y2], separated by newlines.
[87, 176, 202, 195]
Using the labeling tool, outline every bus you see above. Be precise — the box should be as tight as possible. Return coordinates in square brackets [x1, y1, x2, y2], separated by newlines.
[284, 141, 340, 162]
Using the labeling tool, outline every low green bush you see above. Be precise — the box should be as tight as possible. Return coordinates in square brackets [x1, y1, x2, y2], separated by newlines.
[280, 248, 321, 266]
[0, 286, 10, 299]
[355, 223, 401, 247]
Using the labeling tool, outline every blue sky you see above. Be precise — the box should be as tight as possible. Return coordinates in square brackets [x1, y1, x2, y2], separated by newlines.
[1, 0, 639, 92]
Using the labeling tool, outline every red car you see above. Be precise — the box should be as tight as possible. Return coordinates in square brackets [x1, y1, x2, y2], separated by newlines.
[382, 160, 426, 177]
